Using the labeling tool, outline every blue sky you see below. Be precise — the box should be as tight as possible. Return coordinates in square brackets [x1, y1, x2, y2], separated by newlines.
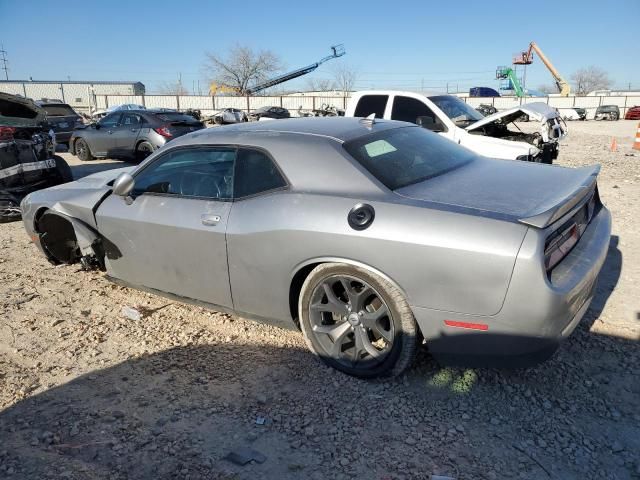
[1, 0, 638, 94]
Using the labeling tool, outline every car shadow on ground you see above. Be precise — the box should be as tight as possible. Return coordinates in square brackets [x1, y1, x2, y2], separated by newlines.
[0, 237, 635, 479]
[70, 160, 137, 181]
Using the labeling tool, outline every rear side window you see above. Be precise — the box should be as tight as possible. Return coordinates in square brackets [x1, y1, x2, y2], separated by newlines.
[343, 126, 475, 190]
[353, 95, 388, 118]
[234, 148, 286, 198]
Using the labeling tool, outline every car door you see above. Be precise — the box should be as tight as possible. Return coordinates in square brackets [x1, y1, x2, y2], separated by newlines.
[90, 112, 122, 156]
[390, 95, 451, 140]
[95, 146, 236, 308]
[113, 112, 143, 156]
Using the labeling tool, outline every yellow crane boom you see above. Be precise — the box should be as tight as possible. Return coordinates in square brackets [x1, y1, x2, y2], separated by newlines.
[513, 42, 571, 96]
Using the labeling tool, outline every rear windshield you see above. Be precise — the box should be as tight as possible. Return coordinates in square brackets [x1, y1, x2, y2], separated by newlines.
[343, 126, 475, 190]
[42, 104, 77, 117]
[153, 112, 201, 123]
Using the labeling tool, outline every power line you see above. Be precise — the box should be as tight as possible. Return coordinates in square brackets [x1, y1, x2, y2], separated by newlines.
[0, 44, 8, 81]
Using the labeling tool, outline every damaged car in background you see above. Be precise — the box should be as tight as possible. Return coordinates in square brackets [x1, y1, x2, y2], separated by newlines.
[21, 117, 610, 377]
[1, 93, 72, 222]
[346, 91, 567, 164]
[206, 108, 248, 125]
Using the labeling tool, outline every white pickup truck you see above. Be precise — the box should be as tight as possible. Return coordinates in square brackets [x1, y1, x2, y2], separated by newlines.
[345, 91, 567, 163]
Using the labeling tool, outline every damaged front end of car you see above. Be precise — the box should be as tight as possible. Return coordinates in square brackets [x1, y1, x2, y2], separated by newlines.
[21, 166, 132, 270]
[466, 102, 567, 164]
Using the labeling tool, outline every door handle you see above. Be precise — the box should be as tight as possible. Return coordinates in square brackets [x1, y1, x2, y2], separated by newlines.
[201, 214, 221, 226]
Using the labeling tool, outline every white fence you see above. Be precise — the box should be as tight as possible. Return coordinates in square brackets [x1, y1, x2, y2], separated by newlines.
[88, 95, 350, 117]
[85, 94, 640, 119]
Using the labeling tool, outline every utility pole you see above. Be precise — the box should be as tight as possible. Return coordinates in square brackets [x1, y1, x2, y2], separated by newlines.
[0, 44, 9, 80]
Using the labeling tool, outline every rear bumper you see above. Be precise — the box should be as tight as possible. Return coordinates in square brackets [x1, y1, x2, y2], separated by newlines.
[412, 206, 612, 367]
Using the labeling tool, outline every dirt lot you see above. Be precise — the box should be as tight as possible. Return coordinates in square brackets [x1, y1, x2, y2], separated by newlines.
[1, 120, 639, 480]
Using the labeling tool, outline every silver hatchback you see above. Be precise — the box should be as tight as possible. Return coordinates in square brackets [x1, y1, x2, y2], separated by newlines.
[69, 110, 204, 161]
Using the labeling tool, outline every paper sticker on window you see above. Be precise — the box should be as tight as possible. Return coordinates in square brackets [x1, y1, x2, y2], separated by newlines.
[364, 140, 397, 157]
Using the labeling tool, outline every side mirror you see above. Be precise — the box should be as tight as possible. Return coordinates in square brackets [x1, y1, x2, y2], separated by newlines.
[416, 116, 445, 133]
[112, 172, 135, 197]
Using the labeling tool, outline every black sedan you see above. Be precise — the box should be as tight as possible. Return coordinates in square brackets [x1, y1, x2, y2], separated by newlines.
[249, 106, 290, 121]
[36, 101, 84, 146]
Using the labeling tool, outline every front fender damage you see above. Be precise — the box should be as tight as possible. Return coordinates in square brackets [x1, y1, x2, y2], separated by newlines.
[37, 209, 105, 270]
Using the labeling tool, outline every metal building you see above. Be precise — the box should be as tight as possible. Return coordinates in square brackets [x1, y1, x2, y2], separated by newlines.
[0, 80, 145, 112]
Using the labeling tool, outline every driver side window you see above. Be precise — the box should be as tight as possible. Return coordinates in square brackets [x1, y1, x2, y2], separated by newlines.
[99, 113, 121, 128]
[132, 148, 235, 200]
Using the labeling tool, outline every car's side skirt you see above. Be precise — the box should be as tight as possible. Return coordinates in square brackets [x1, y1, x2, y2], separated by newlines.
[104, 275, 299, 331]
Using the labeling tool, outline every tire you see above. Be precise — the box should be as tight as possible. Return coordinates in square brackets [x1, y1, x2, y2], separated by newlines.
[611, 112, 619, 121]
[53, 155, 73, 183]
[135, 141, 154, 161]
[214, 116, 224, 125]
[75, 138, 94, 161]
[299, 263, 419, 378]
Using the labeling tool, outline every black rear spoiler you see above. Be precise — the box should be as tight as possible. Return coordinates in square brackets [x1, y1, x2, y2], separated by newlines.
[518, 165, 600, 229]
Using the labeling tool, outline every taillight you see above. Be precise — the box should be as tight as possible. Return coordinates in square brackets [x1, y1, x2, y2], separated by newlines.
[0, 126, 16, 141]
[154, 125, 172, 138]
[544, 222, 579, 271]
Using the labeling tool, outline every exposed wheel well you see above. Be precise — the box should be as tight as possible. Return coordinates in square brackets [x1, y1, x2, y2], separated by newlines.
[35, 210, 80, 264]
[289, 262, 321, 329]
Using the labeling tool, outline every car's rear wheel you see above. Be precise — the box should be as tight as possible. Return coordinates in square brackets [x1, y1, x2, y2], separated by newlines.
[299, 263, 419, 378]
[75, 139, 94, 161]
[53, 155, 73, 183]
[136, 141, 154, 161]
[610, 112, 619, 121]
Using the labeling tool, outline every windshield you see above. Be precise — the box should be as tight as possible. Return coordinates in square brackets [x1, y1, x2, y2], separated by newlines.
[429, 95, 484, 126]
[343, 126, 475, 190]
[42, 104, 77, 117]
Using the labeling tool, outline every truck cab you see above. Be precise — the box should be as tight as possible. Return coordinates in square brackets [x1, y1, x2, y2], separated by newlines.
[345, 91, 566, 164]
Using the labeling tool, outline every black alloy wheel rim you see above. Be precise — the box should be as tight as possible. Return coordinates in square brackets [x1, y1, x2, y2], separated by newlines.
[308, 275, 394, 370]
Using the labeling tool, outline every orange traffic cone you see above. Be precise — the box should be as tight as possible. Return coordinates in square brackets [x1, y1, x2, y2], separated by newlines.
[634, 123, 640, 151]
[611, 137, 618, 152]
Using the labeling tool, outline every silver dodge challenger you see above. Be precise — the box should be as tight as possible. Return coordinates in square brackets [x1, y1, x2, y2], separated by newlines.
[20, 117, 611, 377]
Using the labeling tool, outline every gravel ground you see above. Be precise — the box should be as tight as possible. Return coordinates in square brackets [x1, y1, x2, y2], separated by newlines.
[1, 120, 639, 480]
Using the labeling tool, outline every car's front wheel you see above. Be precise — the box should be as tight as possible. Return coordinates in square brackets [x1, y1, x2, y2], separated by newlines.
[299, 263, 419, 378]
[75, 139, 94, 161]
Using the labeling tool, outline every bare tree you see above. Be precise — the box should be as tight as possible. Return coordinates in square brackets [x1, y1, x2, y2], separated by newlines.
[536, 84, 556, 95]
[305, 77, 336, 92]
[157, 80, 189, 96]
[570, 66, 612, 95]
[331, 62, 358, 95]
[203, 44, 283, 95]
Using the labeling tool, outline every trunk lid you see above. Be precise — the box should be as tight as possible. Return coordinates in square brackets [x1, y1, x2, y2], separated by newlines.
[395, 158, 599, 228]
